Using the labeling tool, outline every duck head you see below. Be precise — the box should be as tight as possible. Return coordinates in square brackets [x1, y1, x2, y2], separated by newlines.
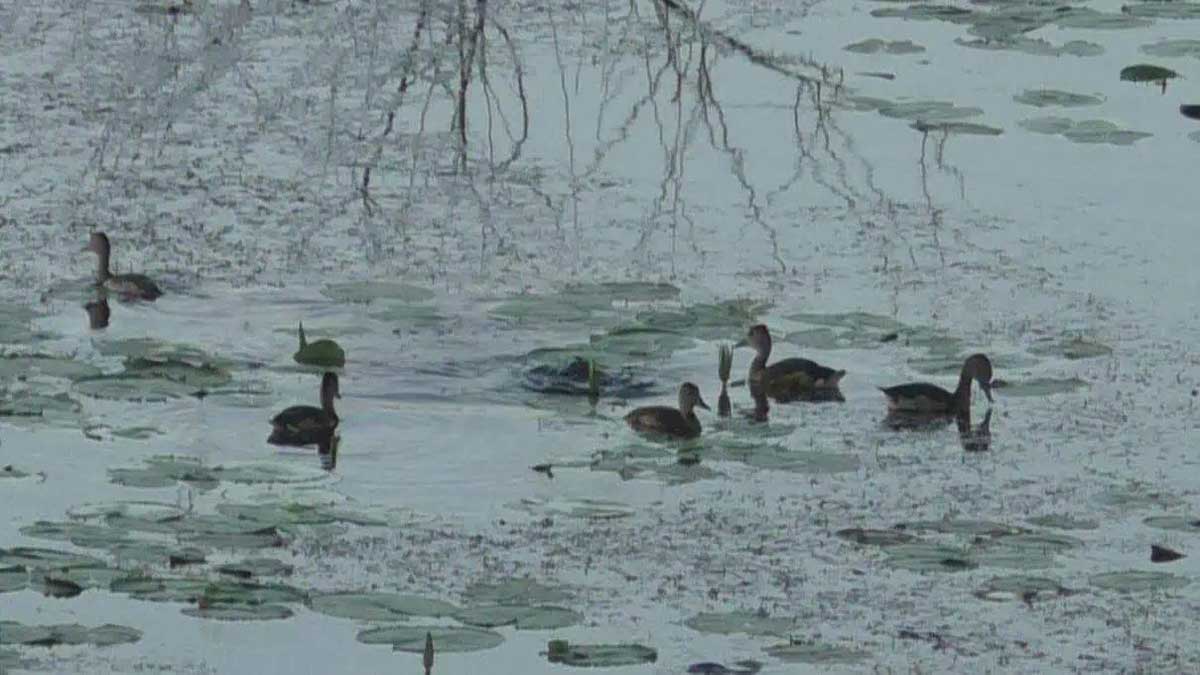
[964, 353, 994, 403]
[679, 381, 710, 415]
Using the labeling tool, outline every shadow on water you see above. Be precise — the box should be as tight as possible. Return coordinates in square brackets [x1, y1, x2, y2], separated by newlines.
[883, 408, 993, 452]
[84, 294, 110, 331]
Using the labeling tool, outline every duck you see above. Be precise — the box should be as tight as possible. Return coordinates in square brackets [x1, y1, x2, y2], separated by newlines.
[268, 371, 341, 446]
[744, 324, 845, 401]
[84, 232, 163, 301]
[624, 382, 710, 439]
[293, 322, 346, 367]
[880, 353, 993, 415]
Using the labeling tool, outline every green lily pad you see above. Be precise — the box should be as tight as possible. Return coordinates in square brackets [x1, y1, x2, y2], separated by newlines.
[878, 101, 983, 123]
[956, 37, 1103, 58]
[0, 390, 81, 421]
[1121, 64, 1179, 83]
[1065, 120, 1153, 145]
[211, 462, 329, 485]
[182, 603, 295, 621]
[1142, 516, 1200, 533]
[107, 456, 219, 490]
[322, 281, 434, 303]
[1095, 485, 1184, 510]
[1090, 570, 1189, 593]
[369, 303, 447, 328]
[1013, 89, 1104, 108]
[974, 575, 1068, 602]
[994, 377, 1087, 397]
[764, 642, 870, 664]
[217, 558, 294, 579]
[513, 497, 635, 521]
[0, 566, 29, 593]
[884, 543, 977, 572]
[911, 120, 1003, 136]
[1124, 3, 1200, 19]
[74, 374, 204, 401]
[589, 326, 695, 360]
[1026, 514, 1100, 531]
[547, 642, 658, 667]
[110, 576, 211, 603]
[844, 38, 925, 55]
[309, 592, 460, 621]
[0, 547, 108, 571]
[491, 294, 611, 325]
[1140, 39, 1200, 59]
[463, 579, 573, 606]
[1030, 337, 1113, 360]
[453, 605, 582, 630]
[0, 354, 102, 381]
[0, 304, 41, 344]
[1054, 8, 1150, 29]
[871, 5, 972, 22]
[684, 611, 798, 637]
[19, 521, 135, 550]
[1020, 116, 1077, 135]
[358, 625, 505, 653]
[899, 520, 1023, 537]
[0, 621, 141, 647]
[835, 528, 915, 547]
[294, 340, 345, 368]
[634, 300, 770, 341]
[563, 281, 681, 303]
[787, 312, 904, 332]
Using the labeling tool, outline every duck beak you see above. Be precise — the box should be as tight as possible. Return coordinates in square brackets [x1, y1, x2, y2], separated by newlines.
[733, 338, 748, 349]
[981, 381, 993, 404]
[696, 395, 711, 411]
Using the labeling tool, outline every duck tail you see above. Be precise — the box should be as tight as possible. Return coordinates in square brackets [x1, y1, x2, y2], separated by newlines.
[830, 370, 847, 386]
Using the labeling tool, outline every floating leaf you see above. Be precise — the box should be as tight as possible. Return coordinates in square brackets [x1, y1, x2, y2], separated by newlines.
[1142, 516, 1200, 533]
[877, 101, 983, 123]
[322, 281, 434, 304]
[1020, 116, 1076, 135]
[1030, 337, 1113, 360]
[453, 605, 582, 630]
[1027, 514, 1100, 531]
[1090, 570, 1189, 593]
[0, 621, 141, 647]
[293, 325, 346, 368]
[463, 579, 573, 606]
[0, 547, 107, 571]
[0, 304, 42, 344]
[358, 625, 505, 653]
[844, 39, 925, 55]
[512, 497, 635, 521]
[0, 354, 101, 381]
[684, 611, 797, 637]
[764, 643, 869, 664]
[994, 378, 1087, 397]
[911, 121, 1003, 136]
[884, 543, 976, 572]
[1013, 89, 1104, 108]
[182, 603, 294, 621]
[1124, 3, 1200, 19]
[217, 558, 294, 579]
[1120, 64, 1179, 83]
[547, 642, 658, 667]
[1095, 485, 1183, 510]
[898, 520, 1022, 537]
[835, 528, 915, 547]
[308, 592, 460, 621]
[975, 575, 1069, 603]
[1141, 39, 1200, 59]
[0, 566, 29, 593]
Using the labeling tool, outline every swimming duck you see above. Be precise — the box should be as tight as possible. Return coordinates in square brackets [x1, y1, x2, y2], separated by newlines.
[880, 353, 993, 415]
[293, 322, 346, 367]
[745, 324, 845, 401]
[84, 232, 163, 301]
[624, 382, 710, 439]
[268, 372, 340, 446]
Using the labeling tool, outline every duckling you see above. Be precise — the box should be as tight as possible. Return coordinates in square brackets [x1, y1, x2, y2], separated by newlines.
[624, 382, 710, 439]
[880, 353, 993, 415]
[268, 372, 340, 446]
[84, 232, 163, 301]
[745, 324, 845, 401]
[293, 322, 346, 367]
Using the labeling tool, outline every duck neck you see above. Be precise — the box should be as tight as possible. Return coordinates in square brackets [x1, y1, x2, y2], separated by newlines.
[750, 343, 770, 371]
[320, 387, 337, 416]
[95, 248, 111, 282]
[952, 368, 973, 410]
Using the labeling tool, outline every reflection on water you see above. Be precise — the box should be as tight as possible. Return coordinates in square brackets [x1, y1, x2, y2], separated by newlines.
[957, 408, 992, 453]
[318, 433, 339, 472]
[883, 407, 993, 452]
[84, 295, 110, 330]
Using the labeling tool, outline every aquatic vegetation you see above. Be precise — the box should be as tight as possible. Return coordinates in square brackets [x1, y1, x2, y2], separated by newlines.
[182, 604, 295, 621]
[1027, 514, 1100, 531]
[216, 558, 295, 579]
[0, 303, 42, 344]
[1019, 118, 1152, 145]
[1029, 336, 1113, 360]
[358, 625, 505, 653]
[911, 121, 1004, 136]
[1123, 3, 1200, 19]
[974, 575, 1070, 602]
[0, 354, 101, 381]
[0, 621, 141, 647]
[684, 611, 798, 637]
[1013, 90, 1105, 108]
[1090, 570, 1190, 593]
[877, 101, 984, 123]
[462, 578, 573, 606]
[1140, 39, 1200, 59]
[835, 528, 916, 547]
[309, 592, 460, 621]
[293, 323, 346, 368]
[956, 37, 1103, 58]
[993, 377, 1087, 397]
[1120, 64, 1180, 84]
[884, 543, 978, 573]
[453, 605, 582, 630]
[764, 642, 870, 665]
[844, 39, 925, 55]
[547, 641, 658, 667]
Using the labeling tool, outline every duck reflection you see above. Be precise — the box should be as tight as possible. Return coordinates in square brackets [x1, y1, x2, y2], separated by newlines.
[84, 294, 110, 330]
[957, 408, 992, 452]
[317, 433, 339, 471]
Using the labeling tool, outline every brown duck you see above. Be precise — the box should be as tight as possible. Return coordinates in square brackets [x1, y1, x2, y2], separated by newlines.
[268, 372, 341, 446]
[880, 353, 993, 415]
[624, 382, 710, 439]
[745, 324, 845, 401]
[84, 232, 163, 301]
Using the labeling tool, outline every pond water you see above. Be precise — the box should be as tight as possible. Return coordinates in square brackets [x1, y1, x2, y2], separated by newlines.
[1, 0, 1199, 672]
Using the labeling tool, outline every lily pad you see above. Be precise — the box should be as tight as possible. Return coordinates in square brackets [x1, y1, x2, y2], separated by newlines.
[589, 326, 695, 360]
[308, 592, 460, 621]
[322, 281, 434, 304]
[491, 294, 612, 325]
[1054, 8, 1150, 29]
[0, 304, 42, 344]
[835, 528, 915, 547]
[211, 462, 329, 485]
[1090, 570, 1189, 593]
[1030, 337, 1113, 360]
[1120, 64, 1179, 83]
[764, 643, 869, 664]
[1027, 514, 1100, 531]
[634, 300, 770, 341]
[563, 281, 681, 304]
[217, 558, 294, 579]
[463, 579, 572, 606]
[897, 519, 1022, 537]
[19, 521, 135, 550]
[974, 575, 1068, 602]
[1013, 89, 1104, 108]
[1020, 116, 1076, 135]
[884, 543, 977, 572]
[1141, 39, 1200, 59]
[787, 312, 904, 332]
[1124, 3, 1200, 19]
[293, 326, 345, 368]
[358, 625, 505, 653]
[956, 37, 1103, 58]
[1095, 485, 1183, 510]
[108, 456, 219, 490]
[871, 5, 972, 22]
[877, 101, 983, 123]
[0, 354, 102, 381]
[0, 547, 108, 571]
[547, 642, 658, 667]
[844, 38, 925, 54]
[513, 497, 635, 521]
[453, 605, 582, 630]
[994, 378, 1087, 397]
[911, 121, 1003, 136]
[0, 390, 81, 421]
[0, 566, 29, 593]
[1067, 120, 1154, 145]
[685, 611, 798, 637]
[1142, 516, 1200, 533]
[0, 621, 141, 647]
[182, 603, 295, 621]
